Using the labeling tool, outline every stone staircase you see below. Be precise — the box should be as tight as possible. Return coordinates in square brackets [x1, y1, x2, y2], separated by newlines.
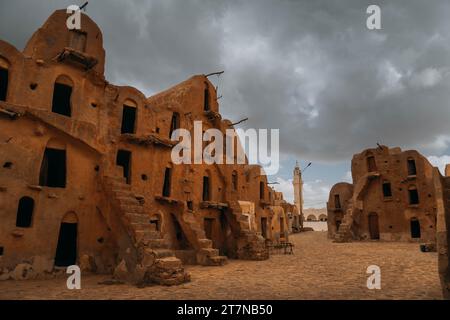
[103, 175, 190, 285]
[175, 207, 228, 266]
[228, 200, 269, 260]
[334, 201, 354, 243]
[334, 173, 377, 243]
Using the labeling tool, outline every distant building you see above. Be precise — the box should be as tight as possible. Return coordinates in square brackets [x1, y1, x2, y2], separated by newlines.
[328, 145, 438, 243]
[304, 208, 327, 222]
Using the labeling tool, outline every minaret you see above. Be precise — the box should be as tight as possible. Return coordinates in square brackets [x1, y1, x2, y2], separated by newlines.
[293, 161, 303, 220]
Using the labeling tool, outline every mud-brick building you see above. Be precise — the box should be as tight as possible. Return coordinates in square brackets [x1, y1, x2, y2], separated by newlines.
[327, 145, 439, 243]
[0, 10, 292, 285]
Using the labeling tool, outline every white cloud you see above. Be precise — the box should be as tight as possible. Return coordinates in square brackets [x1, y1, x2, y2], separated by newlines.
[410, 68, 444, 88]
[427, 155, 450, 175]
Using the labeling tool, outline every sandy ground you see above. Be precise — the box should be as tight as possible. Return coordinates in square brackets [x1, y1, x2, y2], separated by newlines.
[0, 232, 443, 300]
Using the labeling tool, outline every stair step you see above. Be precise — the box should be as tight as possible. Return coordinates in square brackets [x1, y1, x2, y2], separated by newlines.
[199, 248, 219, 256]
[125, 213, 149, 224]
[117, 196, 140, 205]
[153, 249, 174, 258]
[238, 215, 249, 222]
[120, 204, 144, 213]
[198, 238, 213, 248]
[134, 230, 162, 242]
[156, 256, 182, 269]
[208, 255, 228, 266]
[130, 222, 152, 231]
[106, 176, 127, 183]
[147, 238, 168, 248]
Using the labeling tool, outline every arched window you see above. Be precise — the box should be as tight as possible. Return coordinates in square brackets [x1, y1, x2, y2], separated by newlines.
[408, 185, 419, 205]
[0, 57, 9, 102]
[16, 197, 34, 228]
[169, 112, 180, 139]
[52, 75, 73, 117]
[232, 170, 238, 191]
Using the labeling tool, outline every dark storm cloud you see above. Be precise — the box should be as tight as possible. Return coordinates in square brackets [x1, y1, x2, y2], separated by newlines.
[1, 0, 449, 163]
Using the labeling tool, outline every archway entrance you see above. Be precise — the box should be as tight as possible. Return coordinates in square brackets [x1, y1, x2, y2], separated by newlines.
[410, 218, 421, 239]
[368, 212, 380, 240]
[54, 213, 78, 267]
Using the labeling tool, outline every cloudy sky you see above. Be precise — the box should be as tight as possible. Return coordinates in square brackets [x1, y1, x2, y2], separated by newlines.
[1, 0, 450, 208]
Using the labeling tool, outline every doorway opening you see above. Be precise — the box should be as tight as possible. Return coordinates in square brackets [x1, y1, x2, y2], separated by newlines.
[204, 85, 210, 111]
[261, 217, 268, 239]
[280, 217, 285, 239]
[368, 212, 380, 240]
[0, 67, 8, 101]
[54, 213, 78, 267]
[334, 194, 341, 209]
[367, 155, 377, 172]
[162, 167, 172, 197]
[16, 197, 34, 228]
[116, 150, 131, 184]
[202, 175, 211, 201]
[39, 148, 67, 188]
[52, 82, 72, 117]
[204, 218, 215, 240]
[407, 158, 417, 176]
[121, 105, 137, 134]
[410, 218, 421, 238]
[171, 214, 191, 250]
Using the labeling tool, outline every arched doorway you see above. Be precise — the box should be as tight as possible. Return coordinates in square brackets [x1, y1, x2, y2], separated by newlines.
[16, 196, 34, 228]
[368, 212, 380, 240]
[54, 212, 78, 267]
[52, 75, 73, 117]
[410, 218, 421, 239]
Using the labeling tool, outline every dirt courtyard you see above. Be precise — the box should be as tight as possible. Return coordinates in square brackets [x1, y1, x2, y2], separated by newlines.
[0, 232, 443, 300]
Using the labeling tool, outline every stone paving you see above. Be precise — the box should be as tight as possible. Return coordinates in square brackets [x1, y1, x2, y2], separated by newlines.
[0, 232, 443, 300]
